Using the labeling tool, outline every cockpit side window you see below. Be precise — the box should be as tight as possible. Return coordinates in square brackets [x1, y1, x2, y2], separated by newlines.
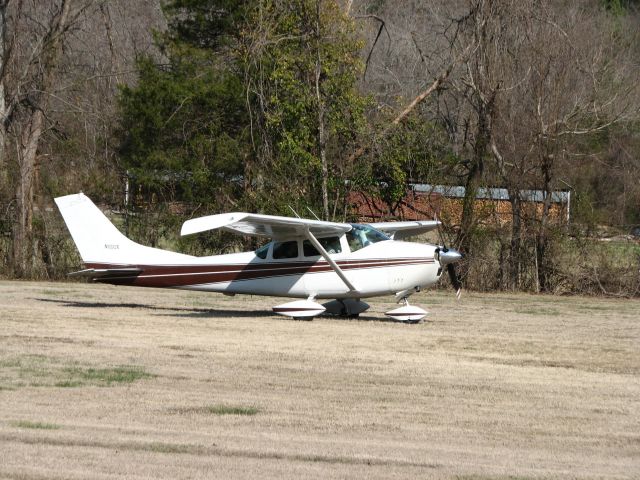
[346, 224, 390, 252]
[255, 242, 270, 259]
[346, 231, 364, 252]
[273, 240, 299, 259]
[303, 236, 342, 256]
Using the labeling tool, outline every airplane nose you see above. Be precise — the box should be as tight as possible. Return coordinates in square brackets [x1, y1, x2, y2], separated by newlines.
[436, 248, 463, 265]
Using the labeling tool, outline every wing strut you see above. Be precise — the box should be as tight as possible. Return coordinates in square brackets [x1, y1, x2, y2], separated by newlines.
[304, 227, 358, 293]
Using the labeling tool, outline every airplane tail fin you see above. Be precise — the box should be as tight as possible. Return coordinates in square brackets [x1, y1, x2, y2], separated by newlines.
[54, 193, 189, 265]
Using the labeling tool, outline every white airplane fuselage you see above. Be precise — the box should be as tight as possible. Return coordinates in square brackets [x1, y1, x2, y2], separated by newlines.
[87, 237, 440, 300]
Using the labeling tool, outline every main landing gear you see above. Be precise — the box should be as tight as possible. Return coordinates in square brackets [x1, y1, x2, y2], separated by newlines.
[272, 296, 325, 320]
[322, 299, 370, 318]
[272, 294, 427, 323]
[273, 296, 369, 320]
[272, 297, 371, 320]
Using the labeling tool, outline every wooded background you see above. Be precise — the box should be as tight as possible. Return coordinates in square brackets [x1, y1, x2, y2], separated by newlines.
[0, 0, 639, 296]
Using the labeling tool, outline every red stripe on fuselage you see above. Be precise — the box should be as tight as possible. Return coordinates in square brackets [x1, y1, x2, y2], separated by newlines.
[84, 258, 434, 288]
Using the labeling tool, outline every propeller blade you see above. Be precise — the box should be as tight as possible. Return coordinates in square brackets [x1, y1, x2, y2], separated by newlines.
[447, 263, 462, 299]
[434, 213, 447, 249]
[434, 214, 463, 299]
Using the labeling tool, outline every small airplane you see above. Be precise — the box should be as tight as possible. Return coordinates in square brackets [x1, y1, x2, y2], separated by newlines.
[55, 193, 463, 322]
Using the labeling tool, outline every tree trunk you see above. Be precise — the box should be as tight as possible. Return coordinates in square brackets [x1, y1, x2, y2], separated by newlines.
[536, 155, 553, 292]
[0, 0, 9, 187]
[498, 239, 508, 289]
[12, 0, 72, 276]
[458, 161, 482, 253]
[315, 0, 329, 220]
[14, 110, 43, 275]
[0, 73, 6, 190]
[509, 190, 522, 290]
[457, 98, 491, 253]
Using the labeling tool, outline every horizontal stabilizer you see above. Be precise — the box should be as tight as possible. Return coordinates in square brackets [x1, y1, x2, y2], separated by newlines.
[69, 268, 142, 279]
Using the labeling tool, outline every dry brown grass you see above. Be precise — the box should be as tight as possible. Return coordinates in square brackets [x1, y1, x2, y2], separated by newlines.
[0, 280, 638, 479]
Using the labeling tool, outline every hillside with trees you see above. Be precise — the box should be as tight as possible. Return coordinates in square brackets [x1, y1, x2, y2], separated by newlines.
[0, 0, 638, 296]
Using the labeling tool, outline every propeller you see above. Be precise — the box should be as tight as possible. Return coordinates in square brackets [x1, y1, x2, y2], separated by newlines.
[434, 214, 463, 299]
[447, 263, 462, 299]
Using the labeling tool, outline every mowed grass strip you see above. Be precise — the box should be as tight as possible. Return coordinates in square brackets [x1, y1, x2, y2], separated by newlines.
[0, 355, 155, 389]
[58, 366, 155, 387]
[170, 404, 260, 416]
[10, 420, 61, 430]
[205, 404, 259, 416]
[0, 432, 440, 468]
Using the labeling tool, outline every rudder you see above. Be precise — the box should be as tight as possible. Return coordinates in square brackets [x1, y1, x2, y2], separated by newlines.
[54, 193, 136, 264]
[55, 193, 193, 266]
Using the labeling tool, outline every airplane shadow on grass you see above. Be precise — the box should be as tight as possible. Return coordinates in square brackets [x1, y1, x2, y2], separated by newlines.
[162, 310, 392, 323]
[35, 297, 271, 319]
[35, 297, 396, 322]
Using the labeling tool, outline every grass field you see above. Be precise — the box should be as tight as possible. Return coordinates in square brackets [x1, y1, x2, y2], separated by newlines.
[0, 280, 638, 479]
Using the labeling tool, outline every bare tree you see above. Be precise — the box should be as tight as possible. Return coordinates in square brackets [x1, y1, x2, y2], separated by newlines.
[4, 1, 78, 275]
[358, 0, 639, 292]
[0, 0, 166, 277]
[485, 2, 640, 290]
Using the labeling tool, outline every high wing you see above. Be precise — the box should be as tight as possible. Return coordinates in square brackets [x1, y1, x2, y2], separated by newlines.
[369, 220, 440, 240]
[181, 212, 351, 239]
[181, 212, 358, 293]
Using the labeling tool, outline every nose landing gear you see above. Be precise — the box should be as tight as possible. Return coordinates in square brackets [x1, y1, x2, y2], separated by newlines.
[385, 287, 427, 323]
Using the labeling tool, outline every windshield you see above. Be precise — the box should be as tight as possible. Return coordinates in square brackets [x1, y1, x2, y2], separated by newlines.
[346, 224, 390, 252]
[255, 242, 270, 259]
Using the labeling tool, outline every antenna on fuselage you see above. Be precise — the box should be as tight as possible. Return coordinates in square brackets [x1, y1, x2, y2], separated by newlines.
[287, 205, 301, 218]
[305, 206, 321, 221]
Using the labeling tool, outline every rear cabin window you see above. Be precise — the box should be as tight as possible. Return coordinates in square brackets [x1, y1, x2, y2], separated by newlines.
[303, 236, 342, 257]
[272, 240, 299, 259]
